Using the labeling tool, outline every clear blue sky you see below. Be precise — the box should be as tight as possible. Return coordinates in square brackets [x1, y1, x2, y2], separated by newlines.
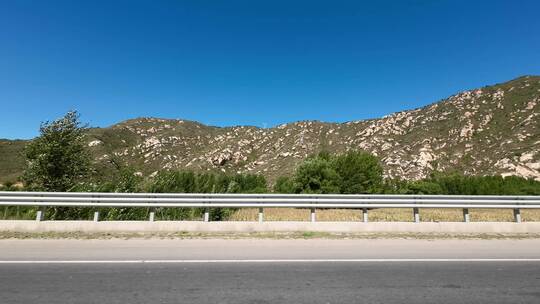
[1, 0, 539, 139]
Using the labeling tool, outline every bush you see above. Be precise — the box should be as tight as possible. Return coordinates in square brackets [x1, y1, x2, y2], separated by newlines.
[273, 176, 295, 193]
[147, 171, 197, 193]
[332, 150, 384, 194]
[144, 170, 268, 220]
[292, 152, 341, 194]
[386, 173, 540, 195]
[277, 150, 384, 194]
[22, 111, 91, 191]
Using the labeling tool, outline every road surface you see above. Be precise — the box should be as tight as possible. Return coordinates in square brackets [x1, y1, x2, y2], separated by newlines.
[1, 239, 539, 303]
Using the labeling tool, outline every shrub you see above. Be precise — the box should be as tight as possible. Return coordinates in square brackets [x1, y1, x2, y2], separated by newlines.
[283, 150, 384, 194]
[332, 150, 384, 194]
[22, 111, 91, 192]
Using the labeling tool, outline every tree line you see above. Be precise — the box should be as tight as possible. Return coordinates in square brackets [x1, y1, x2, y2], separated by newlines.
[273, 151, 540, 195]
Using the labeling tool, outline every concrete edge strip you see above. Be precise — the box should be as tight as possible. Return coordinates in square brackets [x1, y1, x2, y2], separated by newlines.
[1, 259, 540, 264]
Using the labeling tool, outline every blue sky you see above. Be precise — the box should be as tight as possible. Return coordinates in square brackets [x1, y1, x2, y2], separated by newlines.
[1, 0, 539, 139]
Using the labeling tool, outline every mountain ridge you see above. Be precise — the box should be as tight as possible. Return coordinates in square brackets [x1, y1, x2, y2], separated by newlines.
[102, 74, 539, 129]
[1, 75, 539, 184]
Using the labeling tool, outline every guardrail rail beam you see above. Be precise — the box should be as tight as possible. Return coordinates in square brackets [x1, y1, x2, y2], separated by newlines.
[0, 192, 538, 224]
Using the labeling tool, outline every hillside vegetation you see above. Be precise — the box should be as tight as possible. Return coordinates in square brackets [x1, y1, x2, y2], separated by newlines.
[3, 150, 540, 221]
[1, 75, 539, 184]
[2, 110, 539, 222]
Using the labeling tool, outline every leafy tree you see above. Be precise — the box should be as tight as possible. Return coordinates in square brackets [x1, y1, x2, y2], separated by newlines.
[147, 171, 197, 193]
[292, 152, 341, 194]
[400, 180, 443, 194]
[332, 150, 384, 193]
[273, 176, 295, 193]
[213, 173, 232, 193]
[286, 150, 383, 194]
[398, 173, 540, 195]
[195, 172, 218, 193]
[106, 167, 144, 193]
[230, 174, 267, 193]
[22, 111, 91, 191]
[144, 170, 267, 220]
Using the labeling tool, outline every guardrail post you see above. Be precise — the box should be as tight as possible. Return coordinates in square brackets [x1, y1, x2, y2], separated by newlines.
[149, 208, 155, 222]
[258, 208, 264, 223]
[463, 208, 470, 223]
[149, 196, 156, 222]
[93, 211, 100, 222]
[514, 208, 521, 223]
[204, 208, 210, 222]
[35, 207, 46, 222]
[362, 208, 368, 223]
[413, 208, 420, 223]
[310, 208, 316, 222]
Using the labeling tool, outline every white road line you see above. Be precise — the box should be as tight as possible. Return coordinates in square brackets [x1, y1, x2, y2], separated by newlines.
[1, 259, 540, 264]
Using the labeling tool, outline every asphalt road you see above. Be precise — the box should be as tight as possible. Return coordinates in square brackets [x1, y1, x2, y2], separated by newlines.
[1, 239, 539, 303]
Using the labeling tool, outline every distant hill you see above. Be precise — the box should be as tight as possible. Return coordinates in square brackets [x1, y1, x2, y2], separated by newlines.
[1, 75, 539, 184]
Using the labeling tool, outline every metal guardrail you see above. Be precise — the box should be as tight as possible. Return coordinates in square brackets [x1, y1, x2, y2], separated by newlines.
[1, 191, 539, 223]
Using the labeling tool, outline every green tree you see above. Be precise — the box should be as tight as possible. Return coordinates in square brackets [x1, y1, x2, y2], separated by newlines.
[273, 176, 295, 193]
[332, 150, 384, 194]
[289, 150, 383, 194]
[195, 172, 217, 193]
[110, 167, 144, 193]
[292, 152, 341, 194]
[22, 111, 91, 191]
[147, 171, 197, 193]
[411, 172, 540, 195]
[401, 181, 443, 194]
[230, 174, 267, 193]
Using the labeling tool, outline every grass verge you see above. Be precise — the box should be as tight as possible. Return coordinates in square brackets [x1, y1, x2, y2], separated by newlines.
[230, 208, 540, 222]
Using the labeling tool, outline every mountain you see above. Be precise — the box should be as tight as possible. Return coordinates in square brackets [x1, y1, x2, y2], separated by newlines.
[1, 76, 539, 184]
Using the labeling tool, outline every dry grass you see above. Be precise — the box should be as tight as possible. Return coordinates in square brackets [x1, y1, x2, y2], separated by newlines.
[229, 208, 540, 222]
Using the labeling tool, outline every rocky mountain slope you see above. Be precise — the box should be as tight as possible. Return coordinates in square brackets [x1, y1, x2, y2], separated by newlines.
[1, 76, 539, 184]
